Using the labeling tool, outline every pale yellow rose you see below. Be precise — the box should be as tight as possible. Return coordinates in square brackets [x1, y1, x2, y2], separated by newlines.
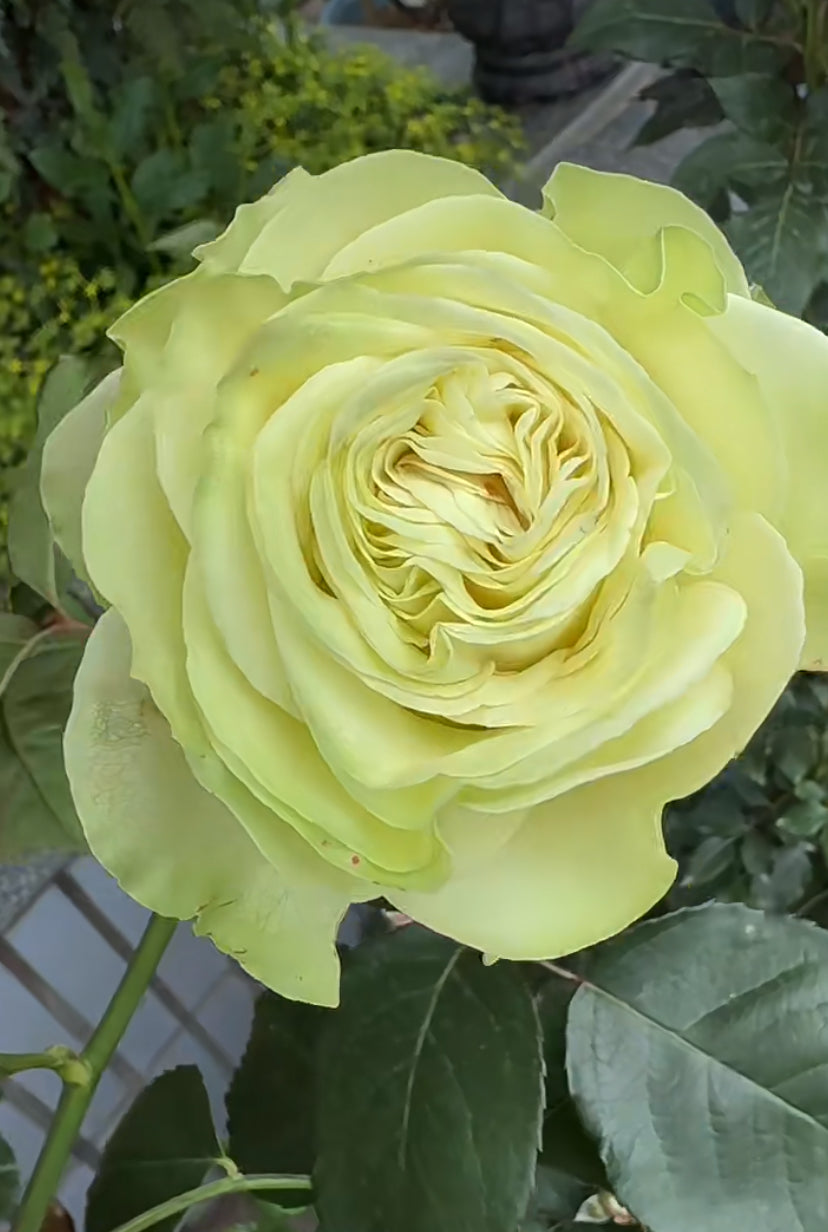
[42, 152, 828, 1005]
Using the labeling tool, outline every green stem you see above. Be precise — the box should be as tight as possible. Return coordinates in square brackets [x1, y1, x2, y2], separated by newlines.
[108, 162, 160, 268]
[14, 914, 176, 1232]
[0, 1047, 90, 1087]
[110, 1175, 312, 1232]
[0, 1051, 58, 1076]
[0, 629, 57, 699]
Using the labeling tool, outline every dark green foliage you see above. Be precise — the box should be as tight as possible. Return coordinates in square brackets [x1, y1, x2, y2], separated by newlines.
[568, 905, 828, 1232]
[667, 674, 828, 917]
[315, 927, 544, 1232]
[226, 993, 328, 1205]
[85, 1067, 220, 1232]
[575, 0, 828, 316]
[0, 614, 88, 861]
[0, 1121, 18, 1220]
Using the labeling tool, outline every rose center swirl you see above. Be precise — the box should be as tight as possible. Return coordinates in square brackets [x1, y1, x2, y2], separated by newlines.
[309, 355, 643, 679]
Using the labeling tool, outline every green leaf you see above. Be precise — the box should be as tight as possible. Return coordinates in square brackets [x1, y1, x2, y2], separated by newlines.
[679, 795, 747, 839]
[226, 993, 327, 1202]
[567, 904, 828, 1232]
[537, 978, 607, 1208]
[109, 77, 159, 159]
[122, 2, 182, 77]
[57, 27, 101, 132]
[797, 88, 828, 196]
[571, 0, 793, 75]
[635, 71, 723, 145]
[8, 357, 92, 616]
[131, 149, 209, 219]
[229, 1200, 301, 1232]
[189, 117, 240, 195]
[148, 218, 222, 256]
[0, 1125, 19, 1219]
[28, 144, 114, 220]
[777, 798, 828, 838]
[741, 829, 775, 876]
[772, 725, 818, 786]
[672, 129, 787, 208]
[710, 73, 797, 145]
[22, 212, 58, 253]
[0, 619, 88, 862]
[726, 188, 828, 314]
[734, 0, 776, 24]
[0, 117, 19, 204]
[680, 833, 738, 887]
[315, 927, 544, 1232]
[86, 1067, 221, 1232]
[752, 845, 813, 911]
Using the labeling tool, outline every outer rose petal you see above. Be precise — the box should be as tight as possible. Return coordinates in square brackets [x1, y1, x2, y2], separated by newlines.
[390, 513, 802, 957]
[193, 167, 311, 274]
[64, 609, 360, 1005]
[391, 777, 676, 960]
[209, 149, 503, 288]
[315, 194, 783, 525]
[40, 369, 120, 583]
[146, 274, 286, 540]
[81, 395, 200, 746]
[542, 162, 751, 299]
[706, 295, 828, 670]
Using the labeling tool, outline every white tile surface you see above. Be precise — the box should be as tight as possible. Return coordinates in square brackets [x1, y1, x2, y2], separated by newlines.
[0, 962, 69, 1052]
[153, 1035, 234, 1138]
[1, 859, 258, 1222]
[156, 926, 229, 1010]
[59, 1163, 95, 1225]
[119, 989, 180, 1073]
[8, 886, 127, 1029]
[0, 1096, 46, 1194]
[10, 1066, 61, 1112]
[69, 858, 149, 944]
[195, 972, 256, 1059]
[83, 1067, 129, 1139]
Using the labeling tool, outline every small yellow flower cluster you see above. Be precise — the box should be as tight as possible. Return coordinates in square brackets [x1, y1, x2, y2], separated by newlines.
[212, 29, 524, 181]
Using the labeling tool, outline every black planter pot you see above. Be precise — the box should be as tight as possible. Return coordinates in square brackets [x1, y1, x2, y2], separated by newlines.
[445, 0, 614, 106]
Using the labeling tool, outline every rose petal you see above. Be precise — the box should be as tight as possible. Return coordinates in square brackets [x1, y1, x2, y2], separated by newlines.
[64, 610, 361, 1005]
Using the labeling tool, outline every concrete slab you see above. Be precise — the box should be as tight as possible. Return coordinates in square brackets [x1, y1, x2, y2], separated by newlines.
[324, 25, 473, 88]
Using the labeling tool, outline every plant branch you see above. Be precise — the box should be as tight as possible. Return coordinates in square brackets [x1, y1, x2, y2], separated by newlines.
[538, 960, 585, 986]
[14, 914, 176, 1232]
[0, 1047, 90, 1086]
[109, 1174, 313, 1232]
[0, 628, 57, 698]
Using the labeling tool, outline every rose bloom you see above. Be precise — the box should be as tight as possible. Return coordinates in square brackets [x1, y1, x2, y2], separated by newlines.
[42, 153, 828, 1004]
